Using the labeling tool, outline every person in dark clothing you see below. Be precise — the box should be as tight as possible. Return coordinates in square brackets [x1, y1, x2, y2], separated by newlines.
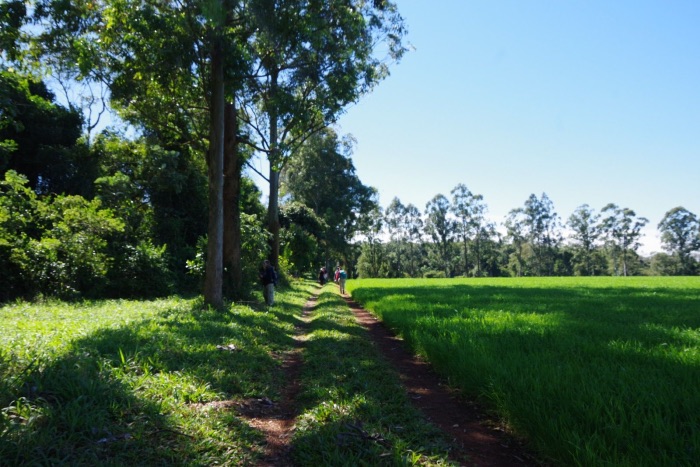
[318, 267, 326, 285]
[259, 260, 277, 306]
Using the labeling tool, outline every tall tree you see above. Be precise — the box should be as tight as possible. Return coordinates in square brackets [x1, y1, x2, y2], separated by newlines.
[32, 0, 253, 307]
[280, 128, 377, 267]
[356, 206, 385, 278]
[599, 203, 648, 276]
[424, 194, 455, 276]
[450, 183, 487, 276]
[521, 193, 560, 276]
[242, 0, 406, 268]
[658, 206, 700, 275]
[403, 203, 424, 277]
[567, 204, 601, 276]
[384, 197, 407, 276]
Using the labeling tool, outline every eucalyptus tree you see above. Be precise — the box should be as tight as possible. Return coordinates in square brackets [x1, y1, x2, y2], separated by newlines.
[567, 204, 602, 276]
[599, 203, 648, 276]
[424, 194, 456, 276]
[32, 0, 254, 307]
[504, 209, 527, 277]
[450, 183, 487, 276]
[403, 203, 424, 277]
[523, 193, 561, 275]
[240, 0, 406, 269]
[356, 205, 385, 278]
[384, 197, 407, 276]
[280, 128, 377, 269]
[657, 206, 700, 275]
[505, 193, 561, 276]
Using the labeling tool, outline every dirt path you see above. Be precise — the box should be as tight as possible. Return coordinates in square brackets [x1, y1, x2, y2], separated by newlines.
[239, 292, 543, 466]
[236, 295, 316, 466]
[343, 295, 541, 466]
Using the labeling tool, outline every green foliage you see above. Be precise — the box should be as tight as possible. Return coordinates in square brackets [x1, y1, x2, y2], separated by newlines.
[0, 70, 87, 195]
[107, 240, 173, 298]
[0, 170, 125, 300]
[348, 277, 700, 466]
[658, 207, 700, 275]
[280, 128, 378, 272]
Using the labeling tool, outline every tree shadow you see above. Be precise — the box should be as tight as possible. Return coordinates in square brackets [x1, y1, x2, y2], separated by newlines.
[0, 297, 300, 464]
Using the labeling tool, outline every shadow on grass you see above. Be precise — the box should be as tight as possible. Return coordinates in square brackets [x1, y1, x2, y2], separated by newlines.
[287, 288, 455, 465]
[0, 290, 308, 465]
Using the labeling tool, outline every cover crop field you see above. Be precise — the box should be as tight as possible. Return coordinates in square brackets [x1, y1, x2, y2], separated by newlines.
[347, 276, 700, 466]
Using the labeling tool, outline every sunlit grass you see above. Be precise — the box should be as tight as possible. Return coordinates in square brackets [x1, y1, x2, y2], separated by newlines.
[291, 285, 457, 465]
[347, 276, 700, 466]
[1, 279, 461, 465]
[0, 288, 312, 465]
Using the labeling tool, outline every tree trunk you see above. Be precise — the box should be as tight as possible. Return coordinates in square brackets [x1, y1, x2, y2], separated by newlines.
[223, 100, 243, 298]
[267, 69, 280, 269]
[268, 168, 280, 268]
[204, 37, 224, 309]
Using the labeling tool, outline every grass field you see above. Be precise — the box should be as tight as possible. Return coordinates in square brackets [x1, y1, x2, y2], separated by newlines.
[0, 282, 457, 465]
[346, 276, 700, 466]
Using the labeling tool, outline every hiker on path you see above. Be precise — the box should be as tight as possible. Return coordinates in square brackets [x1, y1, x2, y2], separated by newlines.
[259, 260, 277, 306]
[338, 267, 347, 295]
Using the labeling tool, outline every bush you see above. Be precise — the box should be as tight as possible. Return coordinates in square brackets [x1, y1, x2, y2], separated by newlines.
[422, 270, 446, 278]
[107, 240, 173, 298]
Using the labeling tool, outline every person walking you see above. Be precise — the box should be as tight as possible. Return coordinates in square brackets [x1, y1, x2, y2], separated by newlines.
[338, 267, 347, 295]
[259, 260, 277, 306]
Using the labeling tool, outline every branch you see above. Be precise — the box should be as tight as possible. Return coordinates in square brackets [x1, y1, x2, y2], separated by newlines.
[244, 159, 269, 183]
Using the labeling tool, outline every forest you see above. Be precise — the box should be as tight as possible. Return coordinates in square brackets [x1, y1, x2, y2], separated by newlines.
[1, 0, 699, 305]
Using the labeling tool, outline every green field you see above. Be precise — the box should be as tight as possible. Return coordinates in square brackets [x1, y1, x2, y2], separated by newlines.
[347, 276, 700, 466]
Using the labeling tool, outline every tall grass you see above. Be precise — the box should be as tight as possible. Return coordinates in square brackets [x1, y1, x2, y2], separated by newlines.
[347, 277, 700, 466]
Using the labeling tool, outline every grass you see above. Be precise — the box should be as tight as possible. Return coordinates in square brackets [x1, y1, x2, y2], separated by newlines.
[0, 281, 459, 465]
[291, 286, 456, 465]
[0, 294, 301, 465]
[346, 276, 700, 467]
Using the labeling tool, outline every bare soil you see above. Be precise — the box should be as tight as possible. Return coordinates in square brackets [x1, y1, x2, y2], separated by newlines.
[237, 292, 544, 466]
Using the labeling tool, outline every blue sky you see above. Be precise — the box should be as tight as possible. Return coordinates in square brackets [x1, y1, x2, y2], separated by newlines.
[328, 0, 700, 254]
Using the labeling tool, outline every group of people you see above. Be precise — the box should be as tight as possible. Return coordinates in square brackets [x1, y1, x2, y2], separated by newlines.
[259, 260, 348, 307]
[319, 266, 347, 294]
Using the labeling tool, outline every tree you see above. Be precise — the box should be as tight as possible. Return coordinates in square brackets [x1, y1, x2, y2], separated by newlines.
[32, 0, 253, 307]
[280, 128, 378, 269]
[506, 193, 560, 276]
[424, 194, 455, 277]
[658, 206, 700, 275]
[0, 70, 86, 195]
[403, 203, 424, 277]
[356, 206, 385, 278]
[0, 1, 27, 64]
[384, 197, 407, 276]
[504, 209, 527, 277]
[567, 204, 602, 276]
[599, 203, 649, 276]
[450, 183, 487, 276]
[242, 0, 406, 269]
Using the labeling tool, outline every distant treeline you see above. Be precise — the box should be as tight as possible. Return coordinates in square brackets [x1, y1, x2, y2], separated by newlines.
[354, 190, 700, 279]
